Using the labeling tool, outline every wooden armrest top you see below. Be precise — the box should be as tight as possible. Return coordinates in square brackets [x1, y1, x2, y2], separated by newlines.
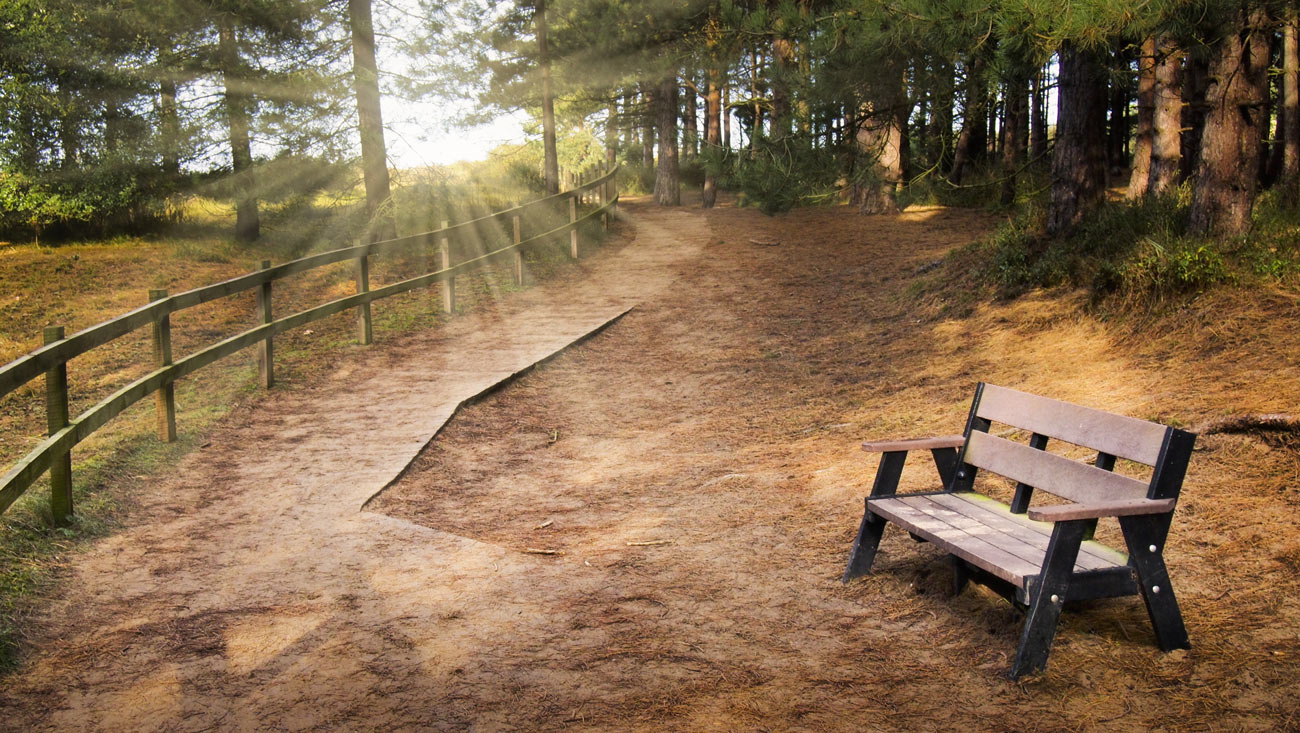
[862, 435, 966, 453]
[1027, 497, 1177, 522]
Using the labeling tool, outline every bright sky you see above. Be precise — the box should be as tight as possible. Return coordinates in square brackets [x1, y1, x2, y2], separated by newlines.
[376, 0, 530, 169]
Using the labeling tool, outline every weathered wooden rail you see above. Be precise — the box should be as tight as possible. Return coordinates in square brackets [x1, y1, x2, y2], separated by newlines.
[0, 167, 620, 522]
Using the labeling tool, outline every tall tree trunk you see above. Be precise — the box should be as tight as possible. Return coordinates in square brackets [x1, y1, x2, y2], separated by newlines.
[653, 75, 680, 206]
[1128, 37, 1157, 199]
[606, 97, 618, 169]
[703, 68, 722, 209]
[537, 0, 558, 194]
[159, 71, 180, 181]
[1001, 72, 1028, 205]
[750, 47, 763, 152]
[772, 34, 794, 138]
[852, 66, 904, 215]
[683, 73, 698, 159]
[641, 83, 655, 167]
[1283, 11, 1300, 185]
[219, 18, 259, 242]
[1189, 8, 1272, 236]
[723, 83, 731, 150]
[1046, 44, 1109, 236]
[951, 55, 986, 184]
[1181, 47, 1211, 182]
[1108, 48, 1133, 178]
[1030, 67, 1048, 161]
[1149, 37, 1184, 196]
[349, 0, 394, 239]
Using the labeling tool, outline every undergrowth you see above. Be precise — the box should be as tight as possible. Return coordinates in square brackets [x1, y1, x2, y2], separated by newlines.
[965, 185, 1300, 307]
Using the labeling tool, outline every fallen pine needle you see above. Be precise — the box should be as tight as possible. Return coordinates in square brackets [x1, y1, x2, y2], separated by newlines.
[626, 540, 673, 547]
[534, 519, 554, 530]
[523, 548, 563, 555]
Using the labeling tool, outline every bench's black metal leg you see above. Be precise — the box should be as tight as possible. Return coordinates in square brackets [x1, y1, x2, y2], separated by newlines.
[842, 507, 887, 583]
[950, 556, 969, 596]
[843, 451, 907, 584]
[1010, 519, 1087, 679]
[930, 446, 959, 488]
[1119, 513, 1189, 651]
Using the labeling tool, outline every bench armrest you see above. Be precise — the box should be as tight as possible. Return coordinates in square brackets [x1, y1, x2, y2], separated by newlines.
[861, 435, 965, 453]
[1027, 498, 1177, 522]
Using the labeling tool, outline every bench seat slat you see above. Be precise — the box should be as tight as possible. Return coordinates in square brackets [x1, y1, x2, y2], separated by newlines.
[868, 496, 1041, 586]
[963, 431, 1149, 506]
[932, 493, 1130, 568]
[977, 384, 1169, 465]
[868, 493, 1132, 589]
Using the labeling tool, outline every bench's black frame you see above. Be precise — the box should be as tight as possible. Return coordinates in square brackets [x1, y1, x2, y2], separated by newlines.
[842, 383, 1196, 679]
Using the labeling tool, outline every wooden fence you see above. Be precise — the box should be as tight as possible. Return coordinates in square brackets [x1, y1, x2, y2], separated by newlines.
[0, 167, 620, 523]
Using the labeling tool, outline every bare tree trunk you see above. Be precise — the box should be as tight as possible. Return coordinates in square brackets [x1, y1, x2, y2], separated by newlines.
[1030, 66, 1048, 161]
[1128, 37, 1157, 199]
[653, 75, 680, 206]
[1284, 11, 1300, 184]
[1181, 48, 1211, 182]
[951, 55, 986, 184]
[219, 18, 259, 242]
[1046, 44, 1108, 237]
[722, 83, 731, 150]
[703, 68, 722, 209]
[852, 66, 904, 215]
[641, 83, 655, 167]
[159, 73, 180, 181]
[772, 34, 795, 138]
[349, 0, 394, 239]
[606, 97, 618, 169]
[1189, 8, 1272, 236]
[1001, 72, 1028, 205]
[683, 72, 698, 159]
[750, 47, 763, 152]
[1149, 37, 1184, 196]
[537, 0, 558, 195]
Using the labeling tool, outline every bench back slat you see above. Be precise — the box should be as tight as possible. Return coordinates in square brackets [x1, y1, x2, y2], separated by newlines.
[976, 384, 1169, 466]
[962, 431, 1150, 505]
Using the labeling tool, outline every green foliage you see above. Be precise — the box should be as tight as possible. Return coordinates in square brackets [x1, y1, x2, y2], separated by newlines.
[726, 138, 841, 215]
[974, 184, 1298, 306]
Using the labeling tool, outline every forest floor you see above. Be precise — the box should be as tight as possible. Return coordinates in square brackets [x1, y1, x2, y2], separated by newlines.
[2, 195, 1299, 730]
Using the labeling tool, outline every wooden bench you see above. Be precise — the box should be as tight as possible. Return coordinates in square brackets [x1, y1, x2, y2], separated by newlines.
[842, 383, 1196, 679]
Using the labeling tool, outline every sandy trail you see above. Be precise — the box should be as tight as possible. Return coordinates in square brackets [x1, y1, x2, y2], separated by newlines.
[0, 202, 709, 731]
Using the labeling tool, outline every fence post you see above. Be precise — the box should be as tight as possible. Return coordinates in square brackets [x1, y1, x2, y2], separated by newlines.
[600, 174, 609, 232]
[149, 290, 177, 442]
[512, 214, 524, 286]
[439, 220, 455, 314]
[43, 326, 72, 525]
[354, 240, 373, 345]
[570, 195, 580, 259]
[255, 261, 274, 388]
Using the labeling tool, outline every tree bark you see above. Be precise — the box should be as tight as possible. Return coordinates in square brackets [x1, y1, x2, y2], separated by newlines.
[219, 18, 259, 242]
[653, 74, 680, 206]
[1149, 37, 1184, 196]
[1030, 67, 1048, 162]
[159, 72, 180, 181]
[537, 0, 558, 195]
[641, 83, 655, 167]
[1046, 44, 1108, 237]
[683, 72, 698, 159]
[722, 83, 731, 150]
[852, 66, 905, 215]
[1128, 38, 1157, 199]
[606, 96, 618, 169]
[1283, 11, 1300, 184]
[772, 34, 795, 138]
[1180, 47, 1211, 183]
[951, 55, 986, 184]
[349, 0, 394, 239]
[1001, 72, 1028, 205]
[703, 68, 722, 209]
[1108, 48, 1133, 177]
[1189, 8, 1272, 237]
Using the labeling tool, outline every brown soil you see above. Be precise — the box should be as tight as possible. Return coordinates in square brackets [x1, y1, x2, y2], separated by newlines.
[2, 196, 1299, 730]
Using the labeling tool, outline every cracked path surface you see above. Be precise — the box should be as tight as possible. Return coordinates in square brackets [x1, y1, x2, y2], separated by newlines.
[1, 200, 709, 731]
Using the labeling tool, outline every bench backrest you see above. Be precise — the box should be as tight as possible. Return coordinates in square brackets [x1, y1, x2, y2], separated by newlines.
[952, 383, 1196, 505]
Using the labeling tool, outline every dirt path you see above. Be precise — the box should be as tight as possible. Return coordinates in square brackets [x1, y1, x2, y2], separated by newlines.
[4, 198, 1299, 731]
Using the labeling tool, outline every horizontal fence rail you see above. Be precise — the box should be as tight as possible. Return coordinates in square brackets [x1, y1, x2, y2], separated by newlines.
[0, 167, 620, 521]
